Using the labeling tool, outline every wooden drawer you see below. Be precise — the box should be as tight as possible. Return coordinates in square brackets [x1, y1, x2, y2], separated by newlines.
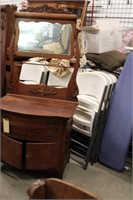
[1, 134, 23, 169]
[1, 111, 63, 142]
[26, 142, 60, 170]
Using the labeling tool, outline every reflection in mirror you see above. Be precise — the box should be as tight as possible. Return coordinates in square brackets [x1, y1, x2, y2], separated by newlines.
[18, 21, 72, 55]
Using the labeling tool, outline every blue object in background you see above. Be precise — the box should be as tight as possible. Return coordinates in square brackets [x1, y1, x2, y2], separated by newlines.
[99, 52, 133, 171]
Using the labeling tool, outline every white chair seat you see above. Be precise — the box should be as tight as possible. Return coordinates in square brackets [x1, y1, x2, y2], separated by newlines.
[73, 108, 95, 126]
[77, 94, 99, 112]
[73, 108, 96, 136]
[72, 124, 92, 137]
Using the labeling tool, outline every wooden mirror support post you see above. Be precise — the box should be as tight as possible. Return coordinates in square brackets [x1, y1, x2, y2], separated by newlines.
[0, 4, 17, 97]
[0, 7, 80, 178]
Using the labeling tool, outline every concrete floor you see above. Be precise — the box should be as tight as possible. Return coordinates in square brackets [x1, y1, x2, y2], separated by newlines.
[0, 159, 132, 200]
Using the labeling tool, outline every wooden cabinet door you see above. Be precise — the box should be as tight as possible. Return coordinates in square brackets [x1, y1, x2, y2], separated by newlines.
[1, 134, 23, 169]
[26, 142, 60, 170]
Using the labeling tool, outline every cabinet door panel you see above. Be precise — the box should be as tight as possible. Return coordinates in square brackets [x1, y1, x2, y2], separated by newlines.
[1, 134, 23, 169]
[26, 142, 60, 170]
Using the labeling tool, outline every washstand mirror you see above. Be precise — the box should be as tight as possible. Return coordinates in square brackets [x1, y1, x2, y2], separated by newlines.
[8, 10, 80, 101]
[14, 12, 76, 59]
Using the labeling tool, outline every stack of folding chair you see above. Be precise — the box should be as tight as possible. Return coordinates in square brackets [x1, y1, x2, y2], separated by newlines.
[71, 70, 117, 169]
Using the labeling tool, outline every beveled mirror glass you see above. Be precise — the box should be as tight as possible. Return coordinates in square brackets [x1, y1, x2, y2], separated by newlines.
[18, 21, 72, 55]
[14, 12, 76, 59]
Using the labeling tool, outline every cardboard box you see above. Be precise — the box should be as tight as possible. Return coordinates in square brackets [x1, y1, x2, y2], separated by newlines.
[81, 20, 122, 54]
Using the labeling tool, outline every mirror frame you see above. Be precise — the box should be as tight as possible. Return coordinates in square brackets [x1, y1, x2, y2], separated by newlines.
[14, 12, 77, 59]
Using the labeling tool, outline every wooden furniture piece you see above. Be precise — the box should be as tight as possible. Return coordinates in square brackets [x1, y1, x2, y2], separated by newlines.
[27, 178, 101, 199]
[1, 94, 77, 177]
[0, 4, 17, 96]
[0, 8, 79, 178]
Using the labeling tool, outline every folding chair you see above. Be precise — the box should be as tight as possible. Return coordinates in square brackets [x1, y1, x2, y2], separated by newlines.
[71, 71, 109, 168]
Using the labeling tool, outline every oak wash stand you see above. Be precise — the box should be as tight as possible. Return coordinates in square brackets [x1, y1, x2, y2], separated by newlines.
[0, 8, 80, 178]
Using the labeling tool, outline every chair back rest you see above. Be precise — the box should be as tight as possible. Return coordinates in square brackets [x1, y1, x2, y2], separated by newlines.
[77, 72, 108, 102]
